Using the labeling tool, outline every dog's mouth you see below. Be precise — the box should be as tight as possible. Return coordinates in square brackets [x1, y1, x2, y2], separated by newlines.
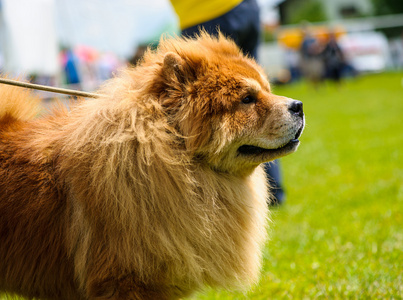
[238, 139, 299, 156]
[238, 126, 303, 157]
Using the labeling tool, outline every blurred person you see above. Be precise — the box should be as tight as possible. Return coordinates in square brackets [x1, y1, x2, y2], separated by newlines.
[129, 45, 149, 66]
[171, 0, 260, 58]
[60, 47, 81, 89]
[169, 0, 286, 204]
[299, 26, 324, 88]
[389, 31, 403, 70]
[284, 47, 301, 83]
[128, 42, 158, 66]
[98, 52, 122, 81]
[322, 30, 345, 84]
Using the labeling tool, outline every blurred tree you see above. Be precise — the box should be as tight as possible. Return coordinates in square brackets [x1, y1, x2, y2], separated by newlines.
[372, 0, 403, 15]
[371, 0, 403, 37]
[287, 0, 327, 24]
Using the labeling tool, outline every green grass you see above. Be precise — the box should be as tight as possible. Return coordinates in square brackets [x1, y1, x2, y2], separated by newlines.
[193, 73, 403, 299]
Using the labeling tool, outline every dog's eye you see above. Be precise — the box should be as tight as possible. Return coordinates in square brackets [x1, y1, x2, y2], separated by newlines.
[242, 96, 256, 104]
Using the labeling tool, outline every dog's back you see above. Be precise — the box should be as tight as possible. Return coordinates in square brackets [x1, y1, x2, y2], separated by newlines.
[0, 83, 41, 123]
[0, 86, 81, 299]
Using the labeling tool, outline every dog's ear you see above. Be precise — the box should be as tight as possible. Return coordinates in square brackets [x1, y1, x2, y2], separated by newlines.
[162, 52, 194, 86]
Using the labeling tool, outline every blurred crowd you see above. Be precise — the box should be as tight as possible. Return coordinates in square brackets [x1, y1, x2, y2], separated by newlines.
[59, 46, 123, 92]
[298, 26, 346, 87]
[1, 0, 402, 93]
[34, 25, 403, 95]
[272, 24, 403, 86]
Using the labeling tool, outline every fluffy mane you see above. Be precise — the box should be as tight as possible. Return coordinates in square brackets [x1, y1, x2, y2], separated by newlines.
[58, 34, 269, 293]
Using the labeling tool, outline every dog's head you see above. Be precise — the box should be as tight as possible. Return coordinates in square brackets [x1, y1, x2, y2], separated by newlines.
[152, 33, 304, 175]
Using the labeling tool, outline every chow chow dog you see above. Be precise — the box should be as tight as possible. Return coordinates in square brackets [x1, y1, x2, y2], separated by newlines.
[0, 33, 304, 299]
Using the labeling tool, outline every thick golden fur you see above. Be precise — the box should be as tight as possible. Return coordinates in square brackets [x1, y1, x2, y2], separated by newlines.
[0, 34, 304, 299]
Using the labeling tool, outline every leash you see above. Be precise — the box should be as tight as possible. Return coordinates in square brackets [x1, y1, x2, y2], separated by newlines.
[0, 78, 102, 99]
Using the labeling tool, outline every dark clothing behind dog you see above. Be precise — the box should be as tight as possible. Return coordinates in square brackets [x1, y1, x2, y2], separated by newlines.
[181, 0, 260, 59]
[299, 33, 324, 84]
[323, 38, 344, 82]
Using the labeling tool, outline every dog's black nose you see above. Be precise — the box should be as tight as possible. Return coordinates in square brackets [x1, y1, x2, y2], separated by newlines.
[289, 100, 303, 117]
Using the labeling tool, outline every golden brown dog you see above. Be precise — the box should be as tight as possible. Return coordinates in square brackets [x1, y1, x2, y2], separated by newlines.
[0, 33, 304, 299]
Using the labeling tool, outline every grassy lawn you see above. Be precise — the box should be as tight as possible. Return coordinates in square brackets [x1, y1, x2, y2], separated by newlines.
[193, 73, 403, 299]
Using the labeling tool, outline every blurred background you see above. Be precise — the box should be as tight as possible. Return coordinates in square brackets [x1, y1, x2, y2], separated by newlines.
[0, 0, 402, 298]
[0, 0, 402, 93]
